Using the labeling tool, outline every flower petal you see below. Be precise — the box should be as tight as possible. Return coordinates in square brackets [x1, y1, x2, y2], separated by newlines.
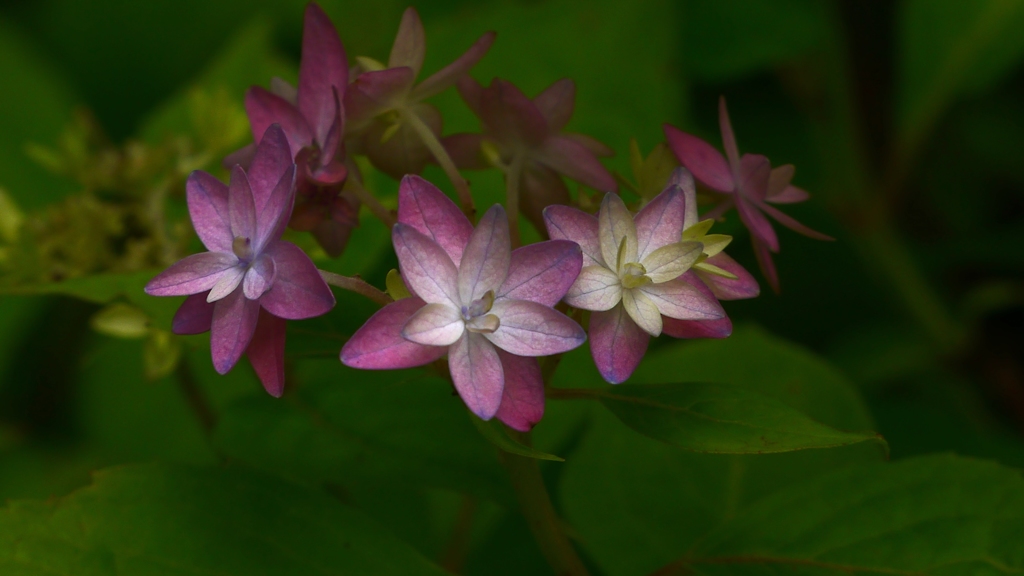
[360, 103, 435, 178]
[564, 265, 622, 311]
[598, 193, 637, 269]
[458, 205, 511, 304]
[397, 174, 474, 266]
[498, 240, 583, 306]
[392, 223, 461, 306]
[442, 133, 489, 170]
[255, 164, 297, 251]
[186, 170, 232, 253]
[696, 253, 760, 300]
[642, 240, 702, 283]
[520, 163, 571, 233]
[768, 184, 810, 204]
[210, 288, 260, 374]
[718, 96, 741, 170]
[244, 87, 314, 154]
[228, 166, 257, 241]
[298, 2, 349, 146]
[663, 123, 734, 193]
[341, 297, 446, 369]
[661, 271, 733, 340]
[536, 135, 616, 192]
[247, 124, 293, 217]
[413, 30, 497, 102]
[455, 76, 483, 118]
[757, 200, 835, 241]
[622, 288, 662, 336]
[259, 240, 335, 319]
[145, 252, 239, 297]
[171, 293, 214, 335]
[344, 67, 416, 129]
[247, 309, 287, 397]
[485, 299, 585, 356]
[543, 204, 602, 267]
[448, 332, 504, 420]
[634, 184, 686, 261]
[388, 7, 425, 77]
[206, 265, 246, 303]
[736, 196, 779, 252]
[533, 78, 575, 133]
[243, 254, 276, 300]
[766, 164, 794, 199]
[401, 302, 464, 346]
[668, 167, 700, 230]
[480, 79, 548, 148]
[753, 238, 781, 294]
[589, 303, 650, 384]
[494, 350, 544, 432]
[640, 275, 725, 321]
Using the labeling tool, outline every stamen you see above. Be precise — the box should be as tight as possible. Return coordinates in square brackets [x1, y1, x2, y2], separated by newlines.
[465, 314, 500, 334]
[232, 236, 253, 261]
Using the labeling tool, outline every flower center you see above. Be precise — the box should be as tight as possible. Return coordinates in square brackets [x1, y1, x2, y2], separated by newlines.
[232, 236, 254, 263]
[461, 290, 500, 334]
[620, 261, 651, 289]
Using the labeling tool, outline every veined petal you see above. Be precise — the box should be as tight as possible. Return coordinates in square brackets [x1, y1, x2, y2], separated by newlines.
[564, 265, 621, 311]
[247, 124, 293, 218]
[393, 224, 461, 306]
[640, 276, 725, 321]
[736, 196, 779, 252]
[642, 241, 703, 283]
[413, 30, 497, 102]
[757, 200, 835, 241]
[171, 293, 214, 335]
[598, 193, 637, 269]
[663, 124, 734, 193]
[718, 96, 741, 171]
[449, 333, 504, 420]
[622, 288, 662, 336]
[543, 204, 602, 267]
[244, 87, 314, 154]
[256, 164, 296, 251]
[206, 265, 246, 302]
[298, 2, 349, 146]
[247, 309, 287, 397]
[344, 67, 416, 129]
[388, 7, 425, 77]
[662, 271, 732, 339]
[536, 135, 616, 192]
[494, 350, 544, 432]
[480, 79, 548, 148]
[533, 78, 575, 133]
[259, 241, 335, 319]
[341, 297, 446, 369]
[589, 303, 650, 384]
[401, 302, 464, 346]
[243, 255, 276, 300]
[458, 205, 511, 304]
[186, 170, 232, 252]
[442, 133, 489, 170]
[485, 299, 585, 356]
[634, 184, 686, 260]
[667, 167, 700, 230]
[228, 166, 257, 241]
[315, 89, 344, 167]
[739, 153, 771, 202]
[397, 175, 474, 266]
[697, 253, 760, 300]
[210, 288, 260, 375]
[145, 252, 239, 297]
[498, 240, 583, 306]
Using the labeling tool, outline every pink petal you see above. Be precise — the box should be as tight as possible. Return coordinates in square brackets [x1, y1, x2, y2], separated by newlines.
[753, 239, 781, 294]
[244, 87, 314, 154]
[533, 78, 575, 133]
[766, 164, 794, 199]
[494, 350, 544, 432]
[564, 265, 622, 311]
[543, 205, 602, 267]
[455, 76, 483, 118]
[311, 217, 355, 259]
[171, 293, 214, 335]
[441, 133, 489, 170]
[520, 163, 571, 232]
[536, 135, 616, 192]
[498, 240, 583, 306]
[397, 174, 474, 266]
[255, 164, 296, 250]
[228, 166, 257, 241]
[718, 96, 741, 170]
[298, 2, 349, 147]
[486, 299, 586, 356]
[667, 167, 699, 230]
[757, 201, 835, 241]
[696, 254, 760, 300]
[186, 170, 232, 253]
[639, 276, 725, 321]
[662, 314, 733, 339]
[769, 184, 810, 204]
[598, 193, 638, 268]
[259, 240, 335, 319]
[634, 184, 685, 261]
[314, 89, 344, 166]
[739, 153, 771, 202]
[480, 79, 548, 148]
[736, 197, 779, 252]
[565, 133, 614, 157]
[206, 265, 246, 302]
[589, 303, 650, 384]
[458, 205, 511, 303]
[243, 254, 276, 300]
[663, 124, 734, 193]
[247, 124, 293, 217]
[247, 309, 287, 397]
[413, 30, 496, 102]
[448, 333, 504, 420]
[145, 252, 239, 297]
[392, 224, 461, 306]
[388, 7, 425, 77]
[210, 288, 261, 374]
[344, 67, 416, 129]
[401, 302, 464, 347]
[621, 288, 662, 336]
[341, 297, 446, 369]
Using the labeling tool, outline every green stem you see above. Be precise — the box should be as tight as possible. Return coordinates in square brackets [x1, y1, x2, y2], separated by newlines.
[318, 270, 393, 307]
[402, 108, 475, 219]
[347, 179, 395, 227]
[505, 154, 525, 248]
[438, 495, 477, 574]
[174, 358, 219, 443]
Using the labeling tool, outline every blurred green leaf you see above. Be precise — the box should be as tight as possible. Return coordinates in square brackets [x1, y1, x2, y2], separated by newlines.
[573, 381, 884, 454]
[470, 416, 564, 462]
[0, 462, 449, 575]
[678, 454, 1024, 575]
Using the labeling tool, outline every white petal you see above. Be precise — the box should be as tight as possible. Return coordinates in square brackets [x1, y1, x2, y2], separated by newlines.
[206, 265, 246, 302]
[641, 241, 703, 283]
[640, 277, 725, 320]
[401, 302, 465, 346]
[564, 265, 622, 311]
[598, 193, 637, 272]
[622, 288, 662, 337]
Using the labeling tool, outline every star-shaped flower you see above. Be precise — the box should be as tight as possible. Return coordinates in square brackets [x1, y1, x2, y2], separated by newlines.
[341, 176, 585, 430]
[146, 125, 336, 396]
[544, 173, 725, 384]
[663, 96, 831, 291]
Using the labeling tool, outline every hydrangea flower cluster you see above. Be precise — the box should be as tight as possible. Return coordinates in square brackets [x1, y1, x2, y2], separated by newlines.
[145, 3, 826, 429]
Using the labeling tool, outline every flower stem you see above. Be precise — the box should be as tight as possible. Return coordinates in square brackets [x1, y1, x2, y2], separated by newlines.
[347, 179, 395, 227]
[318, 270, 393, 307]
[500, 428, 590, 576]
[401, 108, 475, 219]
[505, 154, 525, 248]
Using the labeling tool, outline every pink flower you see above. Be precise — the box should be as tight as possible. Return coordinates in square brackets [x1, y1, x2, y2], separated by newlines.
[664, 96, 831, 292]
[341, 176, 585, 430]
[544, 171, 726, 384]
[147, 125, 336, 396]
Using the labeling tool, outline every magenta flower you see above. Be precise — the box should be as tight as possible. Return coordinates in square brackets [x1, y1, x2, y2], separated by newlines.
[146, 125, 336, 396]
[663, 96, 831, 292]
[343, 7, 495, 179]
[341, 176, 585, 430]
[446, 78, 617, 231]
[544, 175, 726, 384]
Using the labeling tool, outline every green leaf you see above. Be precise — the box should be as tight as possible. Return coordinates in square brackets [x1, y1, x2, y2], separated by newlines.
[470, 415, 565, 462]
[0, 463, 449, 575]
[575, 382, 884, 454]
[677, 454, 1024, 575]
